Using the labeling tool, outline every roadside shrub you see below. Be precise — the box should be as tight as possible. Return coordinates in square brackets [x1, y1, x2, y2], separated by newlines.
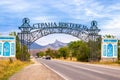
[9, 58, 13, 64]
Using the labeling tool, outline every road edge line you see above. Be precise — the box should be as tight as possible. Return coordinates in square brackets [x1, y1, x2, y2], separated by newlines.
[40, 61, 68, 80]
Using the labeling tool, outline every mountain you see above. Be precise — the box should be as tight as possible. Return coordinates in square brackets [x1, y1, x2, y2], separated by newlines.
[30, 42, 45, 49]
[44, 40, 68, 50]
[30, 40, 68, 50]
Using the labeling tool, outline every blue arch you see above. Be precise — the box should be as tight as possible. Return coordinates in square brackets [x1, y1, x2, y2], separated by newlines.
[107, 43, 113, 57]
[3, 42, 10, 56]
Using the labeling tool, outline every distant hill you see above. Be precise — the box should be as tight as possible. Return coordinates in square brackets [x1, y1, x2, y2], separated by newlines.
[30, 40, 68, 50]
[30, 42, 45, 49]
[30, 40, 68, 56]
[44, 40, 68, 50]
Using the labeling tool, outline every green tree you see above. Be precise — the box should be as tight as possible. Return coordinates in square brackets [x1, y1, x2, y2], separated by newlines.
[22, 45, 30, 61]
[68, 41, 90, 62]
[39, 51, 45, 57]
[58, 46, 69, 59]
[68, 41, 79, 57]
[47, 50, 59, 59]
[16, 35, 22, 60]
[36, 51, 45, 57]
[53, 50, 61, 58]
[45, 48, 54, 58]
[36, 52, 40, 58]
[9, 32, 30, 61]
[87, 36, 101, 61]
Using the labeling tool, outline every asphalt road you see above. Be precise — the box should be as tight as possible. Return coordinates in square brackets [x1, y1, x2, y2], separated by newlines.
[37, 59, 120, 80]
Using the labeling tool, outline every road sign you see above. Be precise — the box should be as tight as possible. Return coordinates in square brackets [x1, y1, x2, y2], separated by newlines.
[101, 38, 118, 58]
[0, 36, 16, 57]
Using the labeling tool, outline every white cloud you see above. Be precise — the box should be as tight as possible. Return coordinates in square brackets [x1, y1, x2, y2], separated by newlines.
[0, 0, 31, 12]
[73, 0, 86, 6]
[31, 16, 59, 23]
[100, 15, 120, 38]
[107, 3, 120, 12]
[102, 17, 120, 29]
[50, 0, 107, 20]
[84, 8, 104, 18]
[0, 0, 12, 5]
[100, 29, 120, 38]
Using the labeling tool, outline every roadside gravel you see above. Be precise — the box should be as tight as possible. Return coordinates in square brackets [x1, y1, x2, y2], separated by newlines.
[9, 58, 64, 80]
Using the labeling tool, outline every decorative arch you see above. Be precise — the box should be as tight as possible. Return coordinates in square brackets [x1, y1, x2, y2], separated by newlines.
[18, 18, 101, 47]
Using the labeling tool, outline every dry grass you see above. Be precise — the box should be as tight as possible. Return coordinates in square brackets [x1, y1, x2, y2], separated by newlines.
[54, 57, 77, 62]
[0, 60, 32, 80]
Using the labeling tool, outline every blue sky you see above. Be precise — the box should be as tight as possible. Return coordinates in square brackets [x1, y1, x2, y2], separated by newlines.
[0, 0, 120, 45]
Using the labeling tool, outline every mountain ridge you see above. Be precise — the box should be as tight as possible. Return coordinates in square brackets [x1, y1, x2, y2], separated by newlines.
[30, 40, 68, 50]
